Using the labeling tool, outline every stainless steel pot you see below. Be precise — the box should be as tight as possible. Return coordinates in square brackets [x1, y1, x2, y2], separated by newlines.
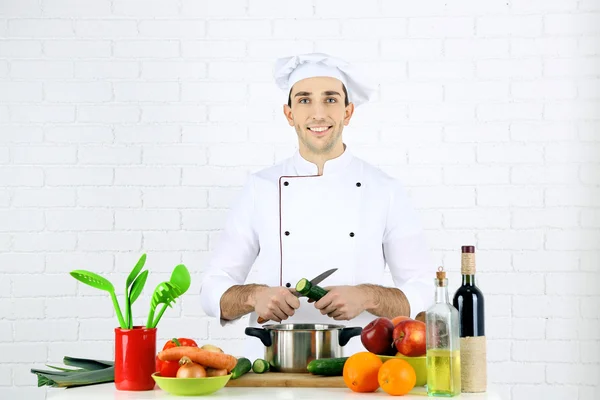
[245, 323, 362, 373]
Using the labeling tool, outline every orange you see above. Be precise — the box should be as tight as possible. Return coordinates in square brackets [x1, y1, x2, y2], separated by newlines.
[343, 351, 383, 393]
[378, 358, 416, 396]
[391, 315, 411, 326]
[391, 316, 411, 326]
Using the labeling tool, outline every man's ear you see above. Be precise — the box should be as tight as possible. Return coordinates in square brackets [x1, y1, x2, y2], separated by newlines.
[343, 103, 355, 126]
[283, 104, 294, 126]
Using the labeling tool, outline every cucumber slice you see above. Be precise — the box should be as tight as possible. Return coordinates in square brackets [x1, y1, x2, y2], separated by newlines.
[252, 359, 270, 374]
[296, 278, 310, 293]
[295, 278, 328, 301]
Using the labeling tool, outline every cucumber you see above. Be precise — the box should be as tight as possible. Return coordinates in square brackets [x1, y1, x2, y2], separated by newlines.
[306, 357, 348, 376]
[295, 278, 328, 301]
[252, 359, 270, 374]
[230, 357, 251, 379]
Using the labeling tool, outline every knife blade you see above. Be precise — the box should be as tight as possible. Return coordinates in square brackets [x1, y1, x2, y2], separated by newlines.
[257, 268, 338, 323]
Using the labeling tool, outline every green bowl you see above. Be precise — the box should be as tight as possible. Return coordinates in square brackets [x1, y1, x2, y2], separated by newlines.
[378, 354, 427, 387]
[152, 372, 232, 396]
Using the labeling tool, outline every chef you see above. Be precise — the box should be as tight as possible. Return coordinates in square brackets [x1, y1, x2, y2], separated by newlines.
[199, 53, 434, 359]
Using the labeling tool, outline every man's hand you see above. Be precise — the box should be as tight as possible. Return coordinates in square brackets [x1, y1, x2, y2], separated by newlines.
[313, 286, 375, 321]
[251, 286, 300, 323]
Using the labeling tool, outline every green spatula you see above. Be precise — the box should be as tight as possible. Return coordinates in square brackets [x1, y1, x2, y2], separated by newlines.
[70, 270, 126, 329]
[124, 253, 147, 329]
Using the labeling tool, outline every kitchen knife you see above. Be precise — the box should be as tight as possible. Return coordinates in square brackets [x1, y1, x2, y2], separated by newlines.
[256, 268, 338, 324]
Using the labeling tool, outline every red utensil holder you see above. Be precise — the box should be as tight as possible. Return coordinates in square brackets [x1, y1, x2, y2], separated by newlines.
[114, 326, 157, 391]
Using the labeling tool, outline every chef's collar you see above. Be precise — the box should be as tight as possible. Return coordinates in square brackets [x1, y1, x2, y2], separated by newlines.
[292, 145, 354, 176]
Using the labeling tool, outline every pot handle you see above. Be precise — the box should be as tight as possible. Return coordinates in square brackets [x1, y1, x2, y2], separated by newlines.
[338, 327, 362, 347]
[245, 327, 272, 347]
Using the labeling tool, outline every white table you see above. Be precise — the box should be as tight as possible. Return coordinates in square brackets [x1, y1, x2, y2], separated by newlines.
[47, 383, 503, 399]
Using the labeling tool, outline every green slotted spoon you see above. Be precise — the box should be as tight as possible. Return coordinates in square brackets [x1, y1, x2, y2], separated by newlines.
[70, 270, 126, 328]
[146, 264, 191, 328]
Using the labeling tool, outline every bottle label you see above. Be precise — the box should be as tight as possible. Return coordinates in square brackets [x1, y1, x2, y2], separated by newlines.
[460, 336, 487, 393]
[461, 253, 476, 275]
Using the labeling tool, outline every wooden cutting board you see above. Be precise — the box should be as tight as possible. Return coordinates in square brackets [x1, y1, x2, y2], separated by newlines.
[226, 372, 346, 388]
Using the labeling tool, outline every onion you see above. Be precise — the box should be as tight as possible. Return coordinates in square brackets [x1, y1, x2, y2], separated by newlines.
[177, 356, 207, 378]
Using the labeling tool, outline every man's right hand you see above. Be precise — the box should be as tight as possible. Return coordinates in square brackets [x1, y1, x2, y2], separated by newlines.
[251, 286, 300, 323]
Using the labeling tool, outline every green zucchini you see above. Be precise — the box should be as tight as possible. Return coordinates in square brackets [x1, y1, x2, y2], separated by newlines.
[306, 357, 348, 376]
[252, 359, 270, 374]
[295, 278, 328, 301]
[230, 357, 252, 379]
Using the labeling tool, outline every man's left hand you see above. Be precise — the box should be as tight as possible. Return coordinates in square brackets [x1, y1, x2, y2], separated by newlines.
[312, 286, 372, 321]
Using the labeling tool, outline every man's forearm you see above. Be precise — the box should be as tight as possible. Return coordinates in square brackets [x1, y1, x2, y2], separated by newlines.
[220, 284, 267, 321]
[358, 284, 411, 318]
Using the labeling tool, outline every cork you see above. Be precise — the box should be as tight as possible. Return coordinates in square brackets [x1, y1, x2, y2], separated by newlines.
[435, 266, 446, 286]
[461, 251, 476, 275]
[460, 336, 487, 393]
[436, 266, 446, 280]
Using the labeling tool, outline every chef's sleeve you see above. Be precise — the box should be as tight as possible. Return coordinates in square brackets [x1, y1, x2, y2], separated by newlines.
[199, 174, 260, 326]
[382, 181, 435, 318]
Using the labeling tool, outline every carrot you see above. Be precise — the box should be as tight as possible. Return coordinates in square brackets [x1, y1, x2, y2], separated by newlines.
[158, 346, 237, 372]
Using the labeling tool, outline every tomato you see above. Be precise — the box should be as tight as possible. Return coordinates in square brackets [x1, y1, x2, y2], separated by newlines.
[162, 338, 198, 350]
[156, 356, 181, 377]
[156, 338, 198, 377]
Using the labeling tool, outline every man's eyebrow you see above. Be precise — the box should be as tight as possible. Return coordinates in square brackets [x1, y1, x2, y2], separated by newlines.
[294, 91, 342, 97]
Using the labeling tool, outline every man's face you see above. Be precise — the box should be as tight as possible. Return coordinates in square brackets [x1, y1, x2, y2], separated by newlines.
[283, 77, 354, 156]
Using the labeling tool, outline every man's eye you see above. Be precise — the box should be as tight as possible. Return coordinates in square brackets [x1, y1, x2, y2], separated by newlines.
[326, 98, 337, 103]
[299, 98, 309, 104]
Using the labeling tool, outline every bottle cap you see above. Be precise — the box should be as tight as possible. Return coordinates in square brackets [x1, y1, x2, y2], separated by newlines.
[462, 245, 475, 253]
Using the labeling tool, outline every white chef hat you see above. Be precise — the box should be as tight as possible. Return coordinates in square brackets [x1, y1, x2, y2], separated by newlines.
[273, 53, 377, 107]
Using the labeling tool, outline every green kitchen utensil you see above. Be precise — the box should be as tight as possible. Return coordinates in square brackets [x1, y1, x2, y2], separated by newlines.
[124, 253, 147, 329]
[127, 269, 149, 326]
[146, 264, 190, 328]
[146, 279, 186, 329]
[70, 270, 126, 329]
[169, 264, 191, 294]
[151, 264, 191, 327]
[129, 270, 149, 306]
[146, 281, 180, 328]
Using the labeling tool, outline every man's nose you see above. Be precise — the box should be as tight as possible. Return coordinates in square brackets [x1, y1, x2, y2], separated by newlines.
[310, 101, 327, 120]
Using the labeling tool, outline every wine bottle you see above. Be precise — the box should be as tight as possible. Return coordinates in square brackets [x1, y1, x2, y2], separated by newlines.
[452, 245, 486, 393]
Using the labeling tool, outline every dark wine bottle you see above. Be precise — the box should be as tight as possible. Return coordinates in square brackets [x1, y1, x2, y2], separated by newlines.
[453, 245, 484, 336]
[452, 245, 487, 393]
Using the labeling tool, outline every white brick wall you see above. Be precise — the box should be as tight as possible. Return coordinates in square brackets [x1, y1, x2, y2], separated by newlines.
[0, 1, 598, 399]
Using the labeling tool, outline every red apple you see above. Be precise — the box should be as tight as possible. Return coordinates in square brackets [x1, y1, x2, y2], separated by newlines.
[392, 319, 426, 357]
[360, 317, 396, 355]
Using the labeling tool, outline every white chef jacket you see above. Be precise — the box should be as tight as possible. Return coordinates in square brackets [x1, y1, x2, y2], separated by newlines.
[199, 145, 435, 360]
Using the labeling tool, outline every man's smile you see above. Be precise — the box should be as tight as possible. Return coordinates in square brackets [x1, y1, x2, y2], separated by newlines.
[307, 126, 332, 136]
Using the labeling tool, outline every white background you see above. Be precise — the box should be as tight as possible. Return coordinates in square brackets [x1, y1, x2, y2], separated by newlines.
[0, 0, 599, 399]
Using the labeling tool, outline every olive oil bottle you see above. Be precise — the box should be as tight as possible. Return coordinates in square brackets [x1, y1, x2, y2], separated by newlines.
[426, 267, 461, 397]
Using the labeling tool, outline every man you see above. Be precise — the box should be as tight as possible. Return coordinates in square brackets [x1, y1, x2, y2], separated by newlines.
[199, 53, 434, 358]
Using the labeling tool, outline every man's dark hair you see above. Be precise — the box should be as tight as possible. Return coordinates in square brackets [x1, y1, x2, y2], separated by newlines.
[287, 84, 349, 108]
